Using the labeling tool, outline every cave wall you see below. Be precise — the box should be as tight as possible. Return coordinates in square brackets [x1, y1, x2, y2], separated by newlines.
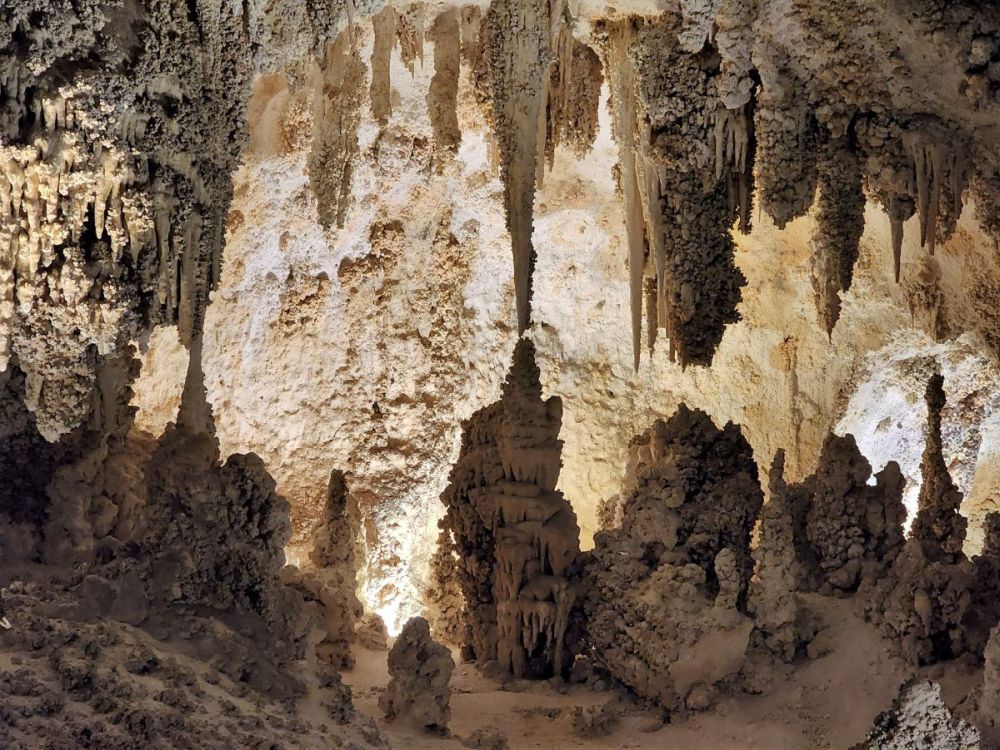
[127, 0, 1000, 630]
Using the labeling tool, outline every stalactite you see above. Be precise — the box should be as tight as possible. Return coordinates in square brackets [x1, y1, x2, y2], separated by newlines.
[480, 0, 566, 333]
[545, 33, 603, 162]
[754, 47, 819, 228]
[810, 137, 865, 336]
[308, 28, 367, 231]
[459, 5, 482, 66]
[887, 195, 915, 283]
[600, 20, 647, 371]
[902, 122, 969, 255]
[630, 15, 745, 368]
[427, 9, 462, 159]
[396, 3, 427, 75]
[370, 6, 397, 126]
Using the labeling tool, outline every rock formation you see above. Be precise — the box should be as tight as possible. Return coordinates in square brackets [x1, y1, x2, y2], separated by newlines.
[749, 450, 809, 662]
[584, 405, 762, 710]
[5, 0, 1000, 747]
[379, 616, 454, 733]
[283, 469, 365, 669]
[598, 14, 749, 369]
[142, 342, 308, 666]
[436, 339, 581, 678]
[866, 374, 976, 665]
[978, 625, 1000, 747]
[309, 27, 367, 231]
[854, 679, 981, 750]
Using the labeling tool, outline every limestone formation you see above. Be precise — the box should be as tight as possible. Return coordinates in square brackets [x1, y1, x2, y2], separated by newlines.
[427, 9, 462, 159]
[749, 450, 808, 662]
[379, 616, 454, 733]
[810, 137, 865, 336]
[142, 345, 307, 665]
[854, 679, 981, 750]
[309, 28, 367, 231]
[978, 625, 1000, 747]
[437, 339, 581, 678]
[283, 469, 365, 669]
[5, 1, 1000, 747]
[867, 374, 976, 665]
[584, 405, 762, 710]
[599, 14, 748, 369]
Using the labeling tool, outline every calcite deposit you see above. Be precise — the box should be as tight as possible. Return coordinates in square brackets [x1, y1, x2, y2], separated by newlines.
[5, 0, 1000, 747]
[379, 616, 454, 732]
[583, 405, 761, 710]
[435, 339, 581, 678]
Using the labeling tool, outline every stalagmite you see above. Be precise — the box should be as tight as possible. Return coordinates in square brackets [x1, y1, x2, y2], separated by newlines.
[370, 7, 397, 126]
[749, 451, 808, 662]
[584, 405, 762, 710]
[435, 339, 581, 678]
[379, 616, 454, 733]
[142, 337, 308, 666]
[810, 137, 865, 336]
[427, 9, 462, 158]
[911, 374, 967, 559]
[866, 374, 976, 665]
[309, 28, 367, 231]
[283, 469, 365, 669]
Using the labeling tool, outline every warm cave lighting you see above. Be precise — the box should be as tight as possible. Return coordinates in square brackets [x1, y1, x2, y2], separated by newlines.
[3, 0, 1000, 748]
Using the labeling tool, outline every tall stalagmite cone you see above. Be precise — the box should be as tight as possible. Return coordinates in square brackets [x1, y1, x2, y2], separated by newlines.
[911, 372, 966, 561]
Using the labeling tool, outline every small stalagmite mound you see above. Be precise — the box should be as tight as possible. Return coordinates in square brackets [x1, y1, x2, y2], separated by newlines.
[282, 469, 365, 669]
[379, 616, 455, 733]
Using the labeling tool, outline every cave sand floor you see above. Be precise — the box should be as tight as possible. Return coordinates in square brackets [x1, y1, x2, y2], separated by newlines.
[346, 597, 964, 750]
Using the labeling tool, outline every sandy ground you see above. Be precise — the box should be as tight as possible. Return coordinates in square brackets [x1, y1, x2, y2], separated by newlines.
[343, 596, 937, 750]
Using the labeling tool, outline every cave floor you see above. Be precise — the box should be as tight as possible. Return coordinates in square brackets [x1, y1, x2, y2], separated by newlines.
[346, 597, 969, 749]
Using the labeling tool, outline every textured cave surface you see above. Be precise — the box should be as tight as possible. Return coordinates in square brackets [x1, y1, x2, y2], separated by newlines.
[3, 0, 1000, 748]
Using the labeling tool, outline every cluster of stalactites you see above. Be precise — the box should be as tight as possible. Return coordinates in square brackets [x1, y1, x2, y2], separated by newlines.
[599, 14, 750, 370]
[0, 0, 259, 440]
